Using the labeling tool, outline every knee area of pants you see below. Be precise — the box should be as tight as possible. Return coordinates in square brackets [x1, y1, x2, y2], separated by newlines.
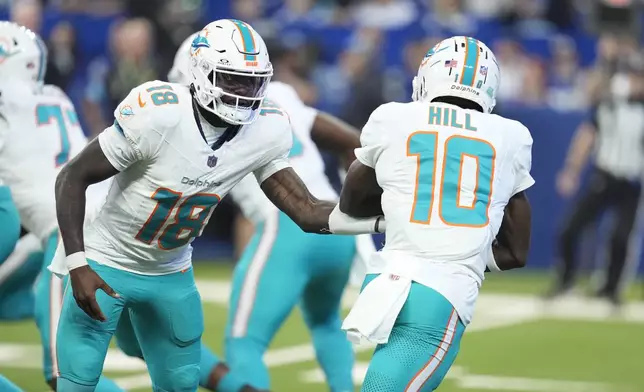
[154, 364, 199, 392]
[115, 339, 143, 359]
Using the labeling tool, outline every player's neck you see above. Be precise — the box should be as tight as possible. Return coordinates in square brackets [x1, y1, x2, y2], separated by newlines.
[431, 96, 483, 112]
[196, 104, 231, 129]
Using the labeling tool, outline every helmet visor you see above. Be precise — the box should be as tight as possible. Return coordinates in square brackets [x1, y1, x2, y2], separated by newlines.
[212, 68, 271, 108]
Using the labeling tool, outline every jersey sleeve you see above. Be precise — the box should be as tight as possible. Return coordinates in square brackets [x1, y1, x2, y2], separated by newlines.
[253, 118, 294, 184]
[98, 122, 145, 171]
[99, 81, 177, 171]
[511, 125, 535, 195]
[266, 82, 318, 135]
[354, 103, 391, 168]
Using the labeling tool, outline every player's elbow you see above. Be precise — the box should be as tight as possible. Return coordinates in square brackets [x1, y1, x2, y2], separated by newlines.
[55, 164, 71, 200]
[513, 251, 528, 269]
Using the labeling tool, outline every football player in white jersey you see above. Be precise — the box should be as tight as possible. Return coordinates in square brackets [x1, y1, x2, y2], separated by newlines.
[0, 22, 121, 392]
[167, 33, 371, 392]
[53, 19, 383, 391]
[0, 174, 23, 318]
[339, 36, 534, 391]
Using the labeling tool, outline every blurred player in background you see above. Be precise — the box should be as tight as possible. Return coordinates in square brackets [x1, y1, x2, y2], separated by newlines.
[52, 19, 383, 392]
[340, 36, 533, 391]
[0, 171, 28, 321]
[0, 22, 120, 392]
[0, 232, 43, 321]
[0, 169, 23, 392]
[166, 32, 371, 392]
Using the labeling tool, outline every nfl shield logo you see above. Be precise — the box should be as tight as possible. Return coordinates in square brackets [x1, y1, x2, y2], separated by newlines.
[207, 155, 218, 168]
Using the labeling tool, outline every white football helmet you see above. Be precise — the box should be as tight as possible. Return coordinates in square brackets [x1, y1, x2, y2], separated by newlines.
[0, 21, 47, 87]
[168, 32, 197, 85]
[412, 36, 500, 113]
[189, 19, 272, 125]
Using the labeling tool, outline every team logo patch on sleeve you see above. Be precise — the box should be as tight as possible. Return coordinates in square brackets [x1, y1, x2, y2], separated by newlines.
[119, 105, 134, 120]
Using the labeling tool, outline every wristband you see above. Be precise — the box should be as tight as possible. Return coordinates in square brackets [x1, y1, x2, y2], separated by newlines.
[67, 251, 88, 271]
[375, 216, 383, 233]
[329, 204, 383, 234]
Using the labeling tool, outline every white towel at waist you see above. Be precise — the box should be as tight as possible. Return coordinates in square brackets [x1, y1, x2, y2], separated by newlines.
[349, 234, 376, 287]
[342, 273, 411, 345]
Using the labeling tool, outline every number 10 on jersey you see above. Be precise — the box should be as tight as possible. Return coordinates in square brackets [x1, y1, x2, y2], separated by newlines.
[408, 132, 496, 227]
[136, 188, 221, 250]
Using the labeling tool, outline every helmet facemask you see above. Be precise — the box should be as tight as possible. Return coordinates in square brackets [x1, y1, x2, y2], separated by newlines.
[192, 55, 272, 125]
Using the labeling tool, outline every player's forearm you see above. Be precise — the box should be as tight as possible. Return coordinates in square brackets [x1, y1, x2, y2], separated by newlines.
[261, 168, 332, 234]
[491, 242, 526, 271]
[491, 193, 531, 271]
[55, 165, 89, 255]
[300, 199, 335, 234]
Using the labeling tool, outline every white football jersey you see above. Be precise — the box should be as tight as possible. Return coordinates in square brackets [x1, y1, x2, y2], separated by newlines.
[0, 81, 90, 241]
[85, 81, 293, 275]
[356, 101, 534, 324]
[230, 82, 337, 223]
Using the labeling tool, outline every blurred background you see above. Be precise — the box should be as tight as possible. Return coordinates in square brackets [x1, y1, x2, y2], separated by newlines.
[2, 0, 644, 391]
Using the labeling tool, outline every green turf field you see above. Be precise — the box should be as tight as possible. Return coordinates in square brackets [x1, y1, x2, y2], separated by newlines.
[2, 263, 643, 392]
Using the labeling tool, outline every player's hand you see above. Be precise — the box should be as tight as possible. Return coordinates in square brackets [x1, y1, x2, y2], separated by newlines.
[556, 168, 579, 198]
[69, 265, 119, 322]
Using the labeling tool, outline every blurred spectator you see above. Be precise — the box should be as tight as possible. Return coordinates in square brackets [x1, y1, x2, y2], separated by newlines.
[311, 27, 384, 124]
[494, 38, 530, 105]
[425, 0, 478, 36]
[56, 0, 124, 14]
[586, 33, 640, 105]
[338, 28, 386, 127]
[500, 0, 556, 38]
[10, 0, 42, 33]
[547, 35, 587, 111]
[44, 21, 77, 91]
[384, 35, 443, 102]
[83, 18, 160, 136]
[353, 0, 416, 30]
[274, 0, 336, 28]
[127, 0, 202, 77]
[12, 1, 78, 91]
[521, 56, 548, 107]
[266, 37, 319, 105]
[232, 0, 279, 41]
[545, 0, 576, 30]
[464, 0, 513, 19]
